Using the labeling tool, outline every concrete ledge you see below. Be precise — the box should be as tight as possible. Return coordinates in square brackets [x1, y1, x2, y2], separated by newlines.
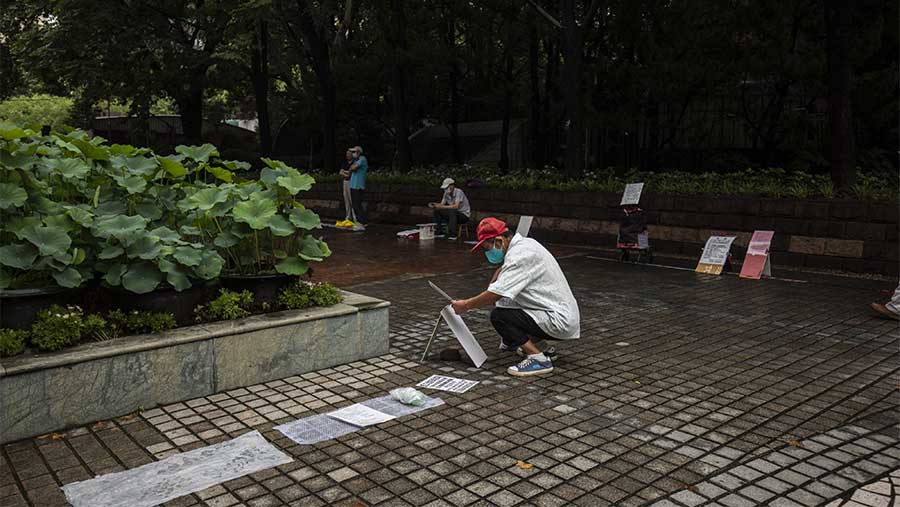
[0, 291, 390, 443]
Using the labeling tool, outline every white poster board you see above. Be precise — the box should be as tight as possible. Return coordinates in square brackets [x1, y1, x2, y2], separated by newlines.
[620, 183, 644, 206]
[696, 236, 736, 275]
[516, 216, 534, 237]
[440, 306, 487, 368]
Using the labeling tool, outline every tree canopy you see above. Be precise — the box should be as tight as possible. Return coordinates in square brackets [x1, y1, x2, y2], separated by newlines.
[2, 0, 896, 190]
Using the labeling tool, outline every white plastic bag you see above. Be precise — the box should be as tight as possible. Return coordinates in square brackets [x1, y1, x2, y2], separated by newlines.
[390, 387, 427, 406]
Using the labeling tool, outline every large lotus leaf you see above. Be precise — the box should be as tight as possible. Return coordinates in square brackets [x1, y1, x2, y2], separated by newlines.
[65, 205, 94, 227]
[103, 263, 127, 285]
[159, 259, 191, 291]
[43, 214, 75, 233]
[275, 256, 309, 275]
[221, 160, 251, 171]
[135, 201, 163, 221]
[233, 197, 277, 229]
[45, 158, 90, 179]
[176, 144, 219, 163]
[183, 186, 230, 211]
[0, 183, 27, 209]
[34, 196, 64, 215]
[297, 235, 331, 261]
[173, 246, 203, 266]
[121, 156, 158, 176]
[0, 243, 37, 269]
[93, 214, 149, 240]
[289, 208, 321, 230]
[0, 150, 37, 169]
[128, 236, 164, 260]
[149, 226, 181, 243]
[94, 199, 127, 216]
[276, 168, 315, 194]
[203, 165, 233, 182]
[121, 262, 163, 294]
[109, 144, 138, 156]
[0, 269, 10, 288]
[0, 123, 28, 140]
[193, 251, 224, 279]
[214, 230, 242, 248]
[4, 216, 41, 239]
[259, 167, 285, 187]
[52, 267, 82, 288]
[22, 224, 71, 256]
[70, 138, 109, 161]
[98, 245, 124, 259]
[148, 186, 179, 210]
[235, 182, 262, 199]
[269, 215, 295, 237]
[180, 225, 202, 236]
[112, 174, 147, 194]
[157, 156, 187, 178]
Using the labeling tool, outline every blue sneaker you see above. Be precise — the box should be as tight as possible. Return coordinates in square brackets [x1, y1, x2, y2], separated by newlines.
[507, 357, 554, 377]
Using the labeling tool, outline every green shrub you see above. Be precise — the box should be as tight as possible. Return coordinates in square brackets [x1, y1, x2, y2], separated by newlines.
[30, 305, 86, 352]
[278, 281, 343, 310]
[0, 94, 73, 128]
[0, 329, 28, 357]
[105, 309, 176, 337]
[194, 289, 254, 322]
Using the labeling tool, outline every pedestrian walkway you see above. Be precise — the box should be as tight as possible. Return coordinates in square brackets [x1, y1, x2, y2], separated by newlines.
[1, 251, 896, 506]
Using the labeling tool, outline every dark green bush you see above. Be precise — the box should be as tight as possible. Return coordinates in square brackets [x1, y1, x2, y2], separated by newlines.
[106, 310, 176, 337]
[0, 329, 28, 357]
[30, 305, 86, 351]
[194, 289, 254, 322]
[278, 281, 343, 310]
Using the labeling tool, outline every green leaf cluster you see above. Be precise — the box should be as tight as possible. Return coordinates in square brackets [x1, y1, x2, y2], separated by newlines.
[0, 328, 27, 357]
[277, 281, 343, 310]
[194, 289, 255, 323]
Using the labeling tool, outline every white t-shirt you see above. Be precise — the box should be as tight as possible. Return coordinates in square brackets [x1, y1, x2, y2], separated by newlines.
[488, 234, 580, 340]
[441, 188, 471, 217]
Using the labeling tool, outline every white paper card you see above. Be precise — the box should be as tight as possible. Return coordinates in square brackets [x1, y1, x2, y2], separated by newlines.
[621, 183, 644, 205]
[327, 404, 395, 427]
[699, 236, 736, 266]
[417, 375, 480, 393]
[638, 232, 649, 249]
[516, 216, 534, 237]
[440, 305, 488, 367]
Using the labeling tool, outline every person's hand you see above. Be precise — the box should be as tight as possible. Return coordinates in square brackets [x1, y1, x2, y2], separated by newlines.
[428, 202, 435, 208]
[451, 299, 469, 315]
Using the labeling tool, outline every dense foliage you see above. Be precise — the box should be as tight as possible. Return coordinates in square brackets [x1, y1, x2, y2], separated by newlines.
[0, 125, 329, 291]
[278, 280, 344, 310]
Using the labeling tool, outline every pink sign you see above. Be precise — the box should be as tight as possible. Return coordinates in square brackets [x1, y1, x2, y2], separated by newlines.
[740, 231, 774, 279]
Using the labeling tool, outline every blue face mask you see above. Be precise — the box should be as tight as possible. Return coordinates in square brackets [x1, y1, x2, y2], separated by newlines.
[485, 247, 505, 265]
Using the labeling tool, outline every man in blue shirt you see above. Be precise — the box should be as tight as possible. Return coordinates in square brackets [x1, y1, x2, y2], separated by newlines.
[349, 146, 368, 231]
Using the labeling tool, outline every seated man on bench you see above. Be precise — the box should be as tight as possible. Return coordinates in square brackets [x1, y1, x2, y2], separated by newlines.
[429, 178, 471, 239]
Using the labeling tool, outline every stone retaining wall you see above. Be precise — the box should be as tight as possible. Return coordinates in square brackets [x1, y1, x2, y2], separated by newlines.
[303, 183, 898, 275]
[0, 291, 389, 443]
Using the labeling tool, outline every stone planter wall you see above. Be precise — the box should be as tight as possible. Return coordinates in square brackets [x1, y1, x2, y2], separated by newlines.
[0, 291, 389, 443]
[303, 183, 898, 276]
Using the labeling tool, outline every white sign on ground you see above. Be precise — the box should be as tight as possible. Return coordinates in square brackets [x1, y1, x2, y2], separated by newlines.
[621, 183, 644, 205]
[740, 230, 774, 279]
[327, 404, 396, 427]
[696, 236, 737, 275]
[516, 216, 534, 237]
[417, 375, 480, 393]
[440, 305, 488, 367]
[62, 431, 292, 507]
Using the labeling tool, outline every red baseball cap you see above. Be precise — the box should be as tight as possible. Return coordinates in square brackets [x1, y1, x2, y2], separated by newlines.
[470, 217, 509, 252]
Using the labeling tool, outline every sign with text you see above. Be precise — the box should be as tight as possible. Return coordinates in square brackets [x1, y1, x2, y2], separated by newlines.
[620, 183, 644, 206]
[739, 230, 774, 279]
[696, 236, 736, 275]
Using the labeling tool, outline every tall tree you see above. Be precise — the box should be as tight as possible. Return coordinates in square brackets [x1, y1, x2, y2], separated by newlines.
[559, 0, 601, 176]
[381, 0, 414, 170]
[823, 0, 855, 192]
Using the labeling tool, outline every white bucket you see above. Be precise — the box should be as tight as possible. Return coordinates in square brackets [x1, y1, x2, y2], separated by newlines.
[417, 223, 436, 240]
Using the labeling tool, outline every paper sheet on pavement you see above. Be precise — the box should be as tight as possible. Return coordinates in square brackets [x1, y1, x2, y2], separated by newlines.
[417, 375, 479, 393]
[327, 404, 395, 427]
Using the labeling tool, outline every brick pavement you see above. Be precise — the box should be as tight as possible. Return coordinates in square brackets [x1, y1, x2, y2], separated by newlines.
[1, 255, 897, 506]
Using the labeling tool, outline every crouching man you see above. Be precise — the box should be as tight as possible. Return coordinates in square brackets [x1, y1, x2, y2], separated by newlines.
[451, 218, 580, 376]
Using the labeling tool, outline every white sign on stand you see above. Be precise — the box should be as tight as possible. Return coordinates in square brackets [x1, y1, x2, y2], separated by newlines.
[696, 236, 737, 275]
[440, 306, 488, 368]
[516, 216, 534, 237]
[621, 183, 644, 206]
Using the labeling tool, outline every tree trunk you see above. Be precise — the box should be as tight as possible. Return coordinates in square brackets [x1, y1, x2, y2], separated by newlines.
[292, 0, 336, 172]
[251, 21, 272, 156]
[560, 0, 584, 176]
[528, 14, 544, 169]
[390, 0, 414, 170]
[824, 0, 855, 193]
[499, 17, 514, 172]
[446, 7, 463, 164]
[177, 83, 204, 144]
[544, 38, 558, 165]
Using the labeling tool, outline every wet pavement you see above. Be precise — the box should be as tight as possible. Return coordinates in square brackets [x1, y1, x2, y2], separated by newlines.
[1, 229, 898, 507]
